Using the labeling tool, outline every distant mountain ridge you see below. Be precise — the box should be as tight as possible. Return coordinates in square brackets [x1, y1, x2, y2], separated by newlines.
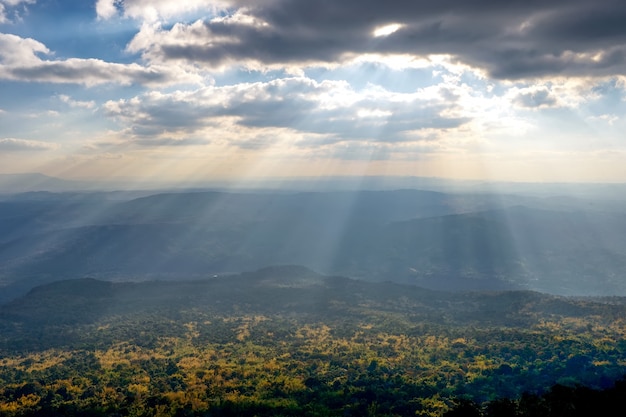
[0, 173, 86, 193]
[1, 188, 626, 300]
[3, 265, 620, 329]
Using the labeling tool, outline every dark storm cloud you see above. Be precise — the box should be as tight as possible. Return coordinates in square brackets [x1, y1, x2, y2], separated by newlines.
[142, 0, 626, 79]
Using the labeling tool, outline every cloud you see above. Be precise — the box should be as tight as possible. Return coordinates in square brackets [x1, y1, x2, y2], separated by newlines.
[131, 137, 209, 147]
[58, 95, 96, 109]
[95, 0, 120, 20]
[588, 114, 619, 126]
[0, 0, 35, 23]
[103, 76, 469, 147]
[0, 138, 58, 151]
[0, 33, 200, 86]
[124, 0, 626, 79]
[510, 87, 559, 109]
[96, 0, 227, 22]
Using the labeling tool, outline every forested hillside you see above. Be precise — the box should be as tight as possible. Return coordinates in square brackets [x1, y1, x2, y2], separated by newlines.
[1, 267, 626, 416]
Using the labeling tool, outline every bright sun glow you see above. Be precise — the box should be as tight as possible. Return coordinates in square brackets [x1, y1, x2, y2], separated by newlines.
[373, 23, 404, 37]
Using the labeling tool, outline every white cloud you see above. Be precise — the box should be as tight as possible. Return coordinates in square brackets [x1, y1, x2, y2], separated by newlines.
[24, 110, 59, 118]
[0, 138, 58, 151]
[588, 114, 619, 125]
[95, 0, 119, 20]
[209, 8, 269, 27]
[58, 95, 96, 109]
[96, 0, 229, 22]
[126, 20, 218, 57]
[1, 0, 33, 5]
[100, 74, 475, 156]
[126, 18, 259, 71]
[99, 61, 604, 160]
[0, 0, 35, 23]
[59, 94, 96, 109]
[347, 54, 435, 71]
[0, 32, 49, 64]
[0, 33, 202, 86]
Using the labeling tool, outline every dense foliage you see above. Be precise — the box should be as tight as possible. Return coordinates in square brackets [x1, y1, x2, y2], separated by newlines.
[1, 268, 626, 416]
[444, 380, 626, 417]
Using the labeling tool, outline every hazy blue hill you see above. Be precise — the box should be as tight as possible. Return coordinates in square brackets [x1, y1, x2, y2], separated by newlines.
[0, 223, 242, 277]
[101, 189, 471, 227]
[333, 211, 522, 289]
[0, 266, 550, 325]
[2, 266, 622, 340]
[479, 206, 626, 293]
[336, 206, 626, 294]
[0, 192, 122, 244]
[1, 189, 626, 300]
[0, 173, 88, 193]
[0, 278, 116, 324]
[0, 189, 487, 300]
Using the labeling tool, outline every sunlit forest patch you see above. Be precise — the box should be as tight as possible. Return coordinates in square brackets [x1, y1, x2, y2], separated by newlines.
[1, 269, 626, 416]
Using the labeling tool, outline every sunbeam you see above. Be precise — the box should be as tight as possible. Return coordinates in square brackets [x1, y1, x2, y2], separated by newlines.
[3, 1, 626, 416]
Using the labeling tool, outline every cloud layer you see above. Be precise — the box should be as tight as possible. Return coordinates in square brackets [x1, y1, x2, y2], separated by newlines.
[1, 0, 626, 181]
[0, 137, 58, 151]
[114, 0, 626, 79]
[0, 33, 200, 86]
[102, 75, 474, 151]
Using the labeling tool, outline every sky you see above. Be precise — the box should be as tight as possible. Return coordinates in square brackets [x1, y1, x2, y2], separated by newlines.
[1, 0, 626, 184]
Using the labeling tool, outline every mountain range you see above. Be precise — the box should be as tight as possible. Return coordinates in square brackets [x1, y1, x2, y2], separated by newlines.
[1, 180, 626, 301]
[3, 265, 624, 350]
